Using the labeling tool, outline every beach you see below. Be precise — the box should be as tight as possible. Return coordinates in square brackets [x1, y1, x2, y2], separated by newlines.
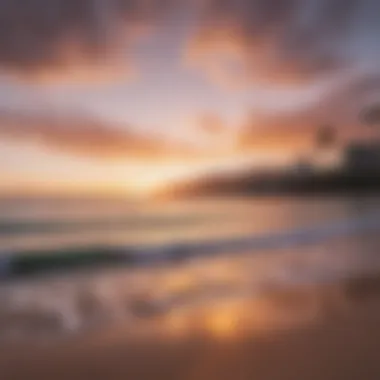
[2, 0, 380, 378]
[1, 196, 380, 379]
[2, 272, 380, 380]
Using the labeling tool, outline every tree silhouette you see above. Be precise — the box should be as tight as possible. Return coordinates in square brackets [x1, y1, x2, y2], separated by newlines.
[360, 104, 380, 126]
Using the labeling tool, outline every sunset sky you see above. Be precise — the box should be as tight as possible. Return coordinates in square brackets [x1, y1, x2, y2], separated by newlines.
[1, 0, 380, 196]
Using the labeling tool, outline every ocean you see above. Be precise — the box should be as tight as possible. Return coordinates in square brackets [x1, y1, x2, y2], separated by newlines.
[1, 195, 380, 341]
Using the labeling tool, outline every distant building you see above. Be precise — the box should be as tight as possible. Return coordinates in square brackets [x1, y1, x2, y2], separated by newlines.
[344, 142, 380, 173]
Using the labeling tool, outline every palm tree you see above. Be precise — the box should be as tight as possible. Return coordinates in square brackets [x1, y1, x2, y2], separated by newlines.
[360, 104, 380, 143]
[360, 104, 380, 126]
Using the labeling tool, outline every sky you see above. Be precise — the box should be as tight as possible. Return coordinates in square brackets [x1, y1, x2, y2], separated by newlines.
[1, 0, 380, 196]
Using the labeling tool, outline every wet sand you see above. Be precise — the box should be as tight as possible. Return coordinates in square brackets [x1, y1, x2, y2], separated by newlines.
[2, 274, 380, 380]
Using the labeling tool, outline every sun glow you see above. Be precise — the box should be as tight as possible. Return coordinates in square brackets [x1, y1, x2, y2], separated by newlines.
[125, 152, 289, 197]
[124, 164, 199, 197]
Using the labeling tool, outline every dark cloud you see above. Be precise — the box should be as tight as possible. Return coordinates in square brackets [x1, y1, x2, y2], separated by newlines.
[188, 0, 380, 85]
[0, 0, 167, 81]
[0, 108, 194, 160]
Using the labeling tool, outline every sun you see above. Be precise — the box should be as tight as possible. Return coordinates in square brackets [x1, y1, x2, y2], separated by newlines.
[124, 164, 196, 197]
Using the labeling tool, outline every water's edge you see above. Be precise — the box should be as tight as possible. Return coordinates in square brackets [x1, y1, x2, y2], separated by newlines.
[1, 212, 379, 280]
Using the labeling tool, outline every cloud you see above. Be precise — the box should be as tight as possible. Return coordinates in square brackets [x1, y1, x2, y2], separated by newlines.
[0, 0, 168, 82]
[238, 111, 314, 152]
[238, 72, 380, 151]
[187, 0, 380, 87]
[198, 113, 226, 135]
[0, 108, 195, 161]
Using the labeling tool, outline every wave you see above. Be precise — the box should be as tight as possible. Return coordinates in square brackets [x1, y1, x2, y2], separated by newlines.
[1, 212, 380, 280]
[0, 214, 214, 235]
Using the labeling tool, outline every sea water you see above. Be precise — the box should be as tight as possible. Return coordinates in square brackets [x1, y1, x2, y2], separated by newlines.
[0, 195, 380, 341]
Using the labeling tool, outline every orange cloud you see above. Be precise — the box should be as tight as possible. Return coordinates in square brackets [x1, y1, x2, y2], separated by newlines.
[238, 113, 315, 153]
[198, 113, 227, 135]
[237, 73, 380, 152]
[0, 109, 196, 161]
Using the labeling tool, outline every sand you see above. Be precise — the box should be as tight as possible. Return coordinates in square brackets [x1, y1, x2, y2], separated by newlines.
[2, 273, 380, 379]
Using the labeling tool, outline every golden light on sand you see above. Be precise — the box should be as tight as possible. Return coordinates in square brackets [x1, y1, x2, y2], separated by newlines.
[205, 307, 240, 339]
[160, 295, 323, 341]
[164, 312, 190, 338]
[162, 308, 241, 340]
